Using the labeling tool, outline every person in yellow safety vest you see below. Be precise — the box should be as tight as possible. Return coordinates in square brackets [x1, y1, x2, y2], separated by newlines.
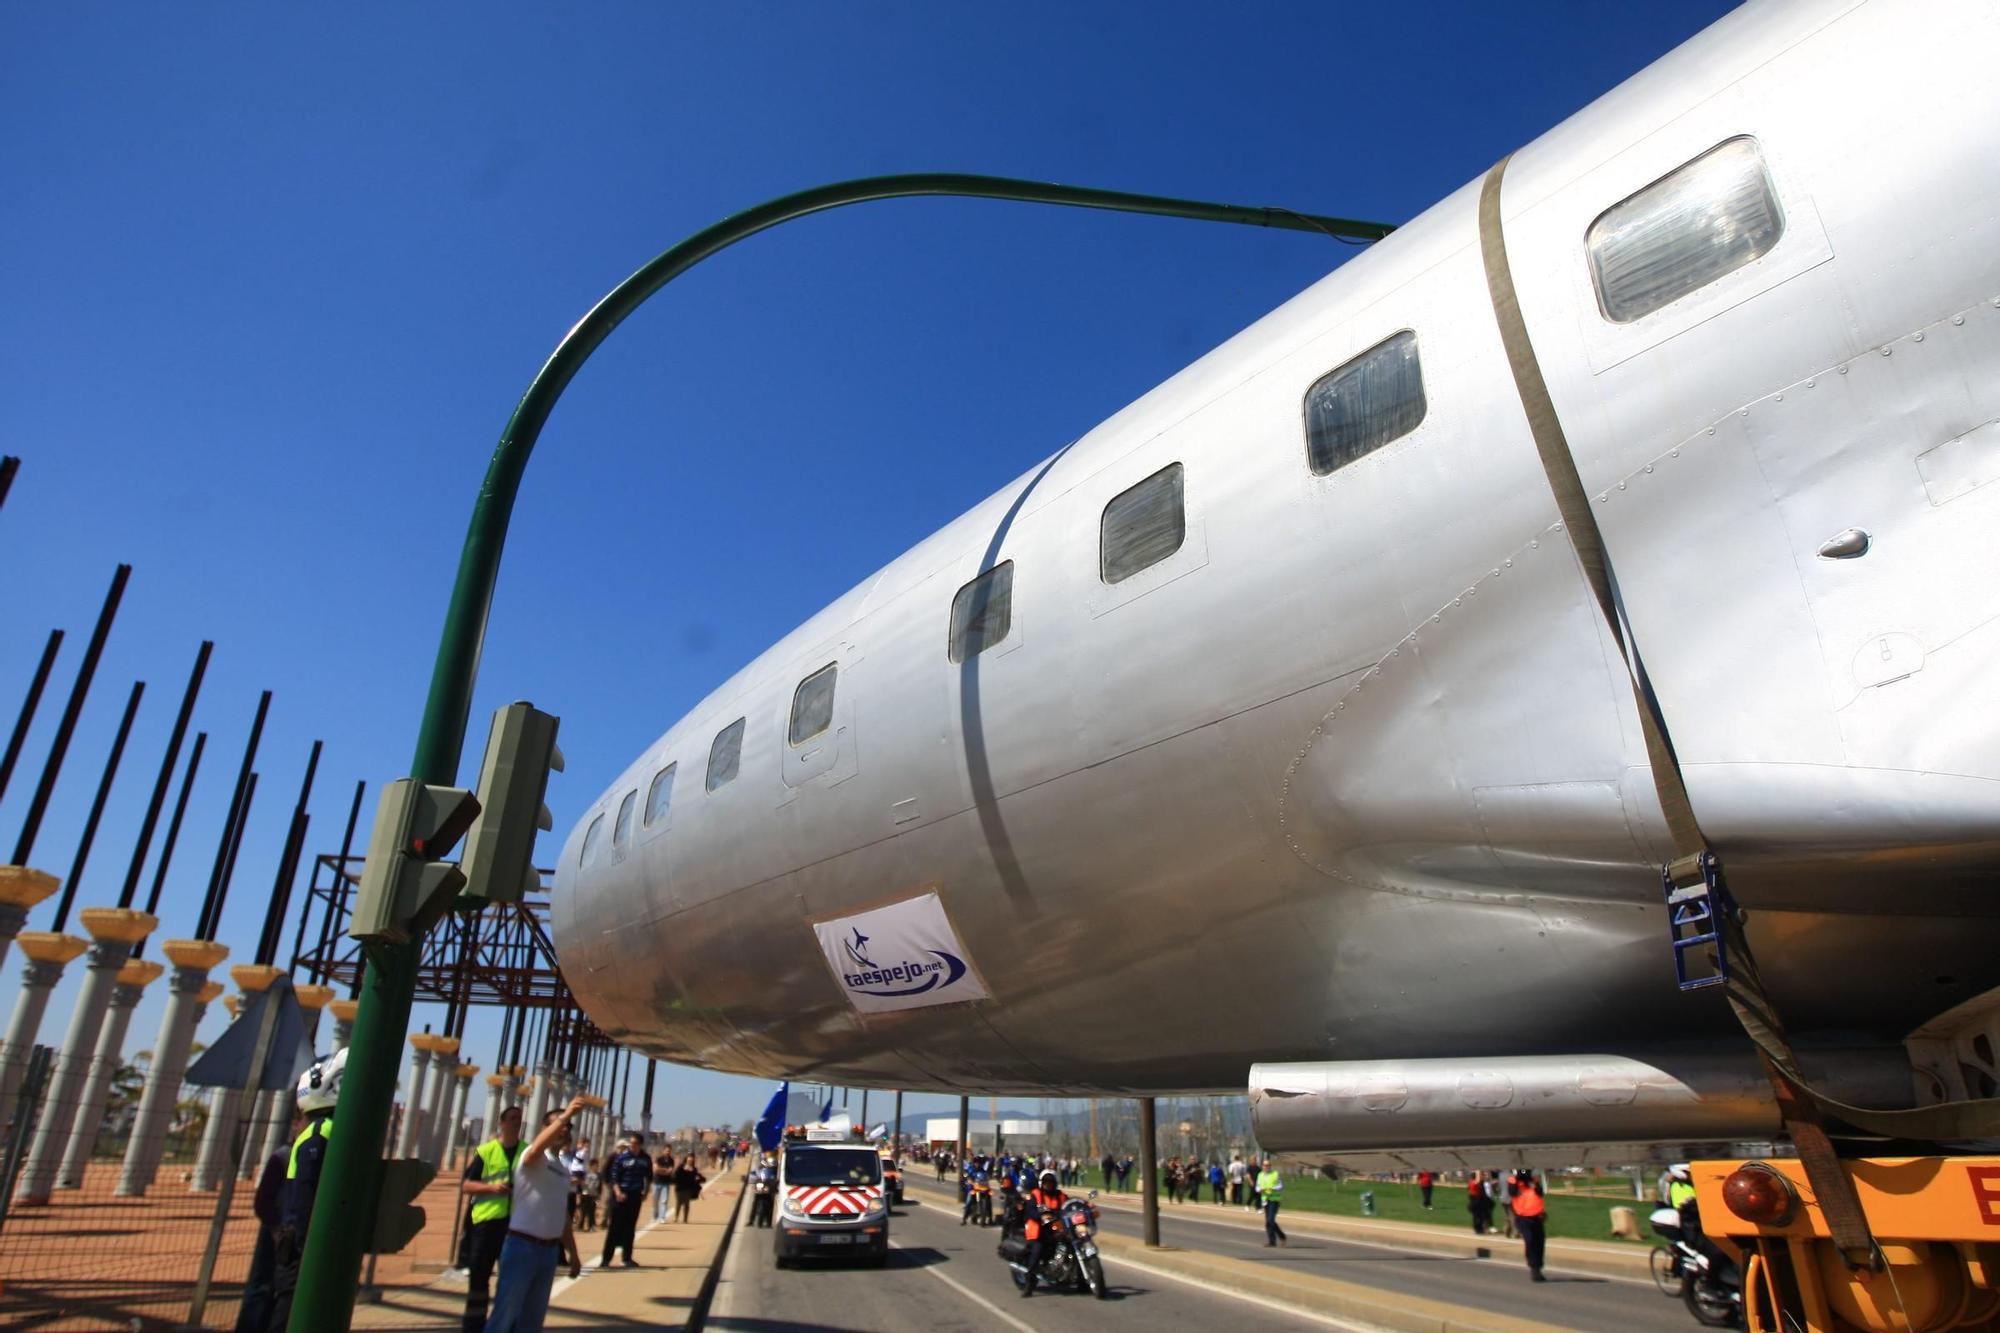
[460, 1103, 525, 1333]
[1255, 1160, 1287, 1247]
[263, 1049, 345, 1333]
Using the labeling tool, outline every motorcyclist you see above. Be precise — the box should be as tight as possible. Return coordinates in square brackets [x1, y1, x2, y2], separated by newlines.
[748, 1153, 777, 1228]
[1018, 1168, 1068, 1298]
[962, 1163, 990, 1226]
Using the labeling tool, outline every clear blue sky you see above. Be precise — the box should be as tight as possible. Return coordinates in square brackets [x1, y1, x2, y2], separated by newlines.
[0, 2, 1736, 1131]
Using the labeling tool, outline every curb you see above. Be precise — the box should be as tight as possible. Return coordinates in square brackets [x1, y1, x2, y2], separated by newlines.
[686, 1177, 747, 1332]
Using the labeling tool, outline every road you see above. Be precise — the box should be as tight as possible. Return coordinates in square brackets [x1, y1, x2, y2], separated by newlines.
[704, 1184, 1697, 1332]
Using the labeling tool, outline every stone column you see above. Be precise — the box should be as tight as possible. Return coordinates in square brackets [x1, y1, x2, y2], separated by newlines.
[0, 931, 88, 1127]
[328, 998, 359, 1052]
[18, 908, 158, 1202]
[247, 984, 334, 1178]
[444, 1063, 477, 1168]
[57, 957, 164, 1188]
[419, 1039, 459, 1166]
[116, 941, 229, 1195]
[0, 867, 58, 971]
[483, 1073, 507, 1144]
[394, 1034, 442, 1157]
[189, 964, 281, 1191]
[526, 1063, 553, 1127]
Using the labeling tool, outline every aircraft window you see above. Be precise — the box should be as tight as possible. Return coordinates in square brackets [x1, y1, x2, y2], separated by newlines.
[1100, 463, 1186, 585]
[1303, 330, 1425, 475]
[705, 718, 745, 793]
[1588, 136, 1783, 324]
[789, 663, 838, 747]
[644, 763, 676, 827]
[613, 790, 637, 853]
[580, 813, 606, 867]
[949, 562, 1014, 664]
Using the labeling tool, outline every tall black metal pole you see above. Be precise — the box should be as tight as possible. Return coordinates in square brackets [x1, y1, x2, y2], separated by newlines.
[0, 456, 18, 512]
[256, 740, 320, 965]
[195, 690, 270, 941]
[209, 771, 258, 940]
[119, 641, 212, 909]
[49, 679, 144, 932]
[641, 1059, 656, 1131]
[305, 780, 365, 978]
[0, 629, 63, 811]
[134, 731, 206, 958]
[11, 564, 130, 866]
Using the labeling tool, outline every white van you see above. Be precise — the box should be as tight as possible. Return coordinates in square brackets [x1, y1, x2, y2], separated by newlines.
[773, 1141, 888, 1266]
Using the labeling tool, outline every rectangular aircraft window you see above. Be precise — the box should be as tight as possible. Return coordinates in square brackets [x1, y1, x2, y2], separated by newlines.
[613, 790, 637, 853]
[580, 812, 606, 867]
[789, 663, 838, 747]
[1588, 137, 1783, 324]
[705, 718, 745, 793]
[644, 762, 676, 827]
[1304, 330, 1425, 475]
[1100, 463, 1186, 585]
[949, 562, 1014, 664]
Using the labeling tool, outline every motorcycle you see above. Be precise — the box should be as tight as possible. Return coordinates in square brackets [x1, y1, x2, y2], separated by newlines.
[1650, 1207, 1742, 1328]
[998, 1193, 1109, 1299]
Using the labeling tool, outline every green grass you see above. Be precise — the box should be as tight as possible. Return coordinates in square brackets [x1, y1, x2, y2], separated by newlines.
[1241, 1174, 1652, 1245]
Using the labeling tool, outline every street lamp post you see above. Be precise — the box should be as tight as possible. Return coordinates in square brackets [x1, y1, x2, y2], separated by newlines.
[288, 174, 1389, 1332]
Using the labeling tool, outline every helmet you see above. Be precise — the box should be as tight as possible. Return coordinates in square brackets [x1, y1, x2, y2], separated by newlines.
[1668, 1163, 1692, 1180]
[1038, 1168, 1059, 1190]
[297, 1048, 347, 1114]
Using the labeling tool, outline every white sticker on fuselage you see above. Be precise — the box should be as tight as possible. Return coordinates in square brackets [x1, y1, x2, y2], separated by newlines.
[812, 891, 988, 1014]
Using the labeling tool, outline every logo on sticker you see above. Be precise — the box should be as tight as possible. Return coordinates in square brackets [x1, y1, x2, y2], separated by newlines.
[814, 892, 989, 1014]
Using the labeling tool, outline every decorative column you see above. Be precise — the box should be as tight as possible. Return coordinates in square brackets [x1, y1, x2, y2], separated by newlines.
[0, 867, 58, 971]
[526, 1062, 553, 1127]
[117, 941, 228, 1195]
[17, 908, 158, 1202]
[328, 999, 359, 1052]
[189, 964, 281, 1191]
[0, 931, 88, 1127]
[394, 1034, 441, 1157]
[248, 984, 334, 1176]
[483, 1073, 507, 1144]
[57, 957, 165, 1188]
[422, 1038, 462, 1166]
[444, 1064, 477, 1168]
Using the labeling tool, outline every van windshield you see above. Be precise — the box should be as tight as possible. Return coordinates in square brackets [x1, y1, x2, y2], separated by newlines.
[784, 1148, 882, 1187]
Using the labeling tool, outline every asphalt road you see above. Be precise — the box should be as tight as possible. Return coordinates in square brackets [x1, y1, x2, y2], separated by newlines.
[705, 1191, 1363, 1333]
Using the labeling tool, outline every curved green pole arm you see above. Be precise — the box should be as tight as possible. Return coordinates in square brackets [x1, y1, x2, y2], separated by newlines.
[291, 173, 1392, 1333]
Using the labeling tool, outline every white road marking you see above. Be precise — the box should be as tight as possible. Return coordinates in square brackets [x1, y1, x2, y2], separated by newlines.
[890, 1238, 1040, 1333]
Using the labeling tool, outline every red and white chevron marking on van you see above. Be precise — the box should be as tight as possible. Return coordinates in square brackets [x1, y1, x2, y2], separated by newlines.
[786, 1184, 881, 1216]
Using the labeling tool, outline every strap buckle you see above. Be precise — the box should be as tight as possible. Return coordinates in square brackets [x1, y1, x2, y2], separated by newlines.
[1663, 849, 1733, 992]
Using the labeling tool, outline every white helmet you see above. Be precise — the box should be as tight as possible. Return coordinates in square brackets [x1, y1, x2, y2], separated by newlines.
[296, 1048, 347, 1114]
[1668, 1163, 1692, 1180]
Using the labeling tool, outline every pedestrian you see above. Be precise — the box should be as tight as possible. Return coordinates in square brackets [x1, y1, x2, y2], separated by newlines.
[265, 1051, 343, 1333]
[1228, 1154, 1248, 1206]
[1467, 1173, 1493, 1235]
[459, 1104, 525, 1333]
[1418, 1169, 1436, 1209]
[1101, 1152, 1117, 1190]
[1511, 1169, 1547, 1281]
[579, 1160, 600, 1231]
[1208, 1160, 1226, 1205]
[601, 1134, 651, 1267]
[673, 1153, 706, 1224]
[1255, 1158, 1287, 1247]
[485, 1096, 586, 1333]
[233, 1112, 299, 1333]
[748, 1152, 777, 1227]
[652, 1146, 676, 1223]
[1491, 1171, 1516, 1239]
[1118, 1155, 1133, 1191]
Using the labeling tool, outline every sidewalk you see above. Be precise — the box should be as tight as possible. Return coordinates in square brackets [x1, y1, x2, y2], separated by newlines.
[352, 1172, 743, 1332]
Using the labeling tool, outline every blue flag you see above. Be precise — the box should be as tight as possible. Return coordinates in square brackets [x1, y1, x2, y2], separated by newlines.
[818, 1097, 832, 1125]
[755, 1081, 788, 1152]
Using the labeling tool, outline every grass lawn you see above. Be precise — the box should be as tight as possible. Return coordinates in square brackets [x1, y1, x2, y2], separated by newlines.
[1153, 1173, 1652, 1246]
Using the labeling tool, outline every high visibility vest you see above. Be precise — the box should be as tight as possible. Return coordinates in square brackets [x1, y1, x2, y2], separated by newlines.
[1512, 1186, 1546, 1218]
[1023, 1188, 1065, 1240]
[470, 1138, 522, 1226]
[1668, 1180, 1697, 1210]
[288, 1117, 332, 1179]
[1255, 1169, 1283, 1198]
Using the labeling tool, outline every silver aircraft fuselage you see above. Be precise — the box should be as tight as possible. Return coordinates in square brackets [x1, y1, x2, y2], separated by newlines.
[553, 0, 2000, 1141]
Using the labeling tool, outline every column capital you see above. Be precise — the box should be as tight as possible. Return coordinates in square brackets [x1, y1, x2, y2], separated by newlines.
[292, 985, 335, 1011]
[161, 939, 230, 970]
[0, 865, 59, 910]
[456, 1064, 480, 1080]
[228, 964, 285, 993]
[223, 995, 241, 1018]
[77, 907, 158, 943]
[196, 981, 224, 1004]
[116, 959, 166, 988]
[409, 1033, 455, 1055]
[486, 1074, 510, 1087]
[328, 999, 359, 1024]
[16, 931, 87, 966]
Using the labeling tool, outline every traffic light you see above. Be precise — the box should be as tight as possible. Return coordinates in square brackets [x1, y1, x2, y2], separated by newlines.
[348, 779, 480, 944]
[369, 1157, 437, 1254]
[459, 701, 563, 904]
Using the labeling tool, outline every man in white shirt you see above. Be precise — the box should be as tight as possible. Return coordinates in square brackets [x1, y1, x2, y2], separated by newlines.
[485, 1094, 587, 1333]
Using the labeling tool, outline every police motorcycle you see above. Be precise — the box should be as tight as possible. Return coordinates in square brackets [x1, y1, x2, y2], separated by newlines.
[1650, 1206, 1743, 1327]
[997, 1184, 1109, 1299]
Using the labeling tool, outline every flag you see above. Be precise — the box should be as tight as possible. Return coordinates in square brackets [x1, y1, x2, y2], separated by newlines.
[755, 1081, 788, 1152]
[867, 1123, 887, 1142]
[818, 1098, 832, 1125]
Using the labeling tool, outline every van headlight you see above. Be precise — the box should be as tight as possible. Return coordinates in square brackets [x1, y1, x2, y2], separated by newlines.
[865, 1194, 887, 1214]
[780, 1199, 807, 1219]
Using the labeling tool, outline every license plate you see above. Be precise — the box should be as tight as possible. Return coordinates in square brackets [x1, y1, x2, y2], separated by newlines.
[815, 1233, 856, 1245]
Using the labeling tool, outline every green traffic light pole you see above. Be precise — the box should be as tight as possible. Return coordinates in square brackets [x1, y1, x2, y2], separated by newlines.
[287, 173, 1392, 1331]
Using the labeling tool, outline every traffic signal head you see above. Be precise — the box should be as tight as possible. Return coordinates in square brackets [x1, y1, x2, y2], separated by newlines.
[348, 779, 481, 944]
[370, 1156, 438, 1254]
[460, 702, 563, 904]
